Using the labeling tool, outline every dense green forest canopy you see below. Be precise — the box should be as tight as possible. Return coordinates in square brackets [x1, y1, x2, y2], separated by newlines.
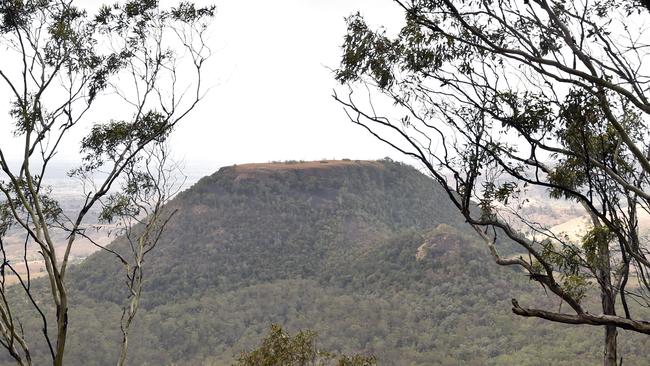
[3, 160, 650, 365]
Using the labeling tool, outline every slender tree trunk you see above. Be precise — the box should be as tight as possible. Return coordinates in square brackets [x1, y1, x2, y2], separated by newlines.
[604, 324, 617, 366]
[601, 276, 618, 366]
[117, 264, 143, 366]
[53, 304, 68, 366]
[117, 330, 130, 366]
[587, 212, 618, 366]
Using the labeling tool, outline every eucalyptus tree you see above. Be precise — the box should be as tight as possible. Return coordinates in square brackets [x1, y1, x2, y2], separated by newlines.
[94, 143, 183, 366]
[0, 1, 213, 365]
[235, 324, 377, 366]
[335, 0, 650, 364]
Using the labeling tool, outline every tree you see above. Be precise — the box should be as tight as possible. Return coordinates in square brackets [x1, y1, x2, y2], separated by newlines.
[335, 0, 650, 364]
[93, 143, 183, 366]
[0, 1, 213, 365]
[234, 324, 377, 366]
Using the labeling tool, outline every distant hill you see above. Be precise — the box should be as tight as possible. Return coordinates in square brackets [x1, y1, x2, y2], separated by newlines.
[550, 209, 650, 244]
[6, 159, 650, 365]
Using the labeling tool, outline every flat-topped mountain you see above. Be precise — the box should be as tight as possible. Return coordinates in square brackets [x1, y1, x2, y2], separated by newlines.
[8, 159, 650, 365]
[72, 160, 470, 305]
[230, 159, 383, 172]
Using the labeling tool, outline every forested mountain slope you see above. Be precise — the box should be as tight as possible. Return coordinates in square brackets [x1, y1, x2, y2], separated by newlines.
[7, 160, 650, 365]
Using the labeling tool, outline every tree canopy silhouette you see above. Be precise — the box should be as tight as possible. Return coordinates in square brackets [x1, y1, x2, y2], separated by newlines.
[336, 0, 650, 364]
[0, 1, 213, 365]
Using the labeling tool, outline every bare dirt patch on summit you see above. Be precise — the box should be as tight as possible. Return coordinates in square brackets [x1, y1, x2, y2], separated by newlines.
[232, 160, 384, 180]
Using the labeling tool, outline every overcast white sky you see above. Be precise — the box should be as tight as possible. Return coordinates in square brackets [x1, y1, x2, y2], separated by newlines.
[172, 0, 407, 175]
[0, 1, 410, 179]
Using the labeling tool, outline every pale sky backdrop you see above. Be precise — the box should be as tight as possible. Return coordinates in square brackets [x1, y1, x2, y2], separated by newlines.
[0, 1, 410, 179]
[173, 0, 407, 177]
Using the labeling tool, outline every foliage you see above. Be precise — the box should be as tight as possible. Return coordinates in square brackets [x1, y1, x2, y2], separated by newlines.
[3, 161, 650, 365]
[0, 0, 213, 365]
[335, 0, 650, 362]
[234, 324, 376, 366]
